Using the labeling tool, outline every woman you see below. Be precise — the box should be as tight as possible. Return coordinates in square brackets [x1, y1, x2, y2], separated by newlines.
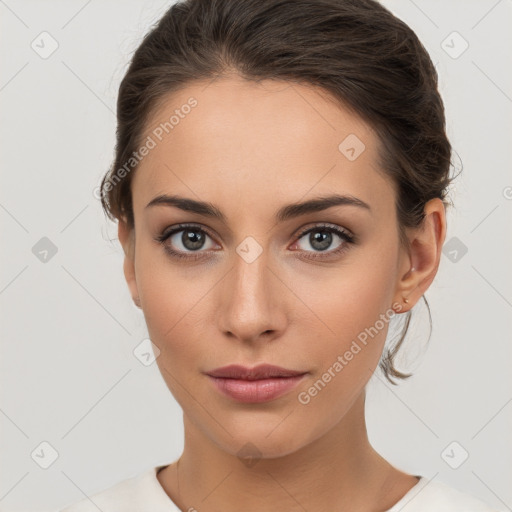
[61, 0, 497, 510]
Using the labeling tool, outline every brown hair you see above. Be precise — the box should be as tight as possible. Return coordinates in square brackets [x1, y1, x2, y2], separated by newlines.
[100, 0, 457, 384]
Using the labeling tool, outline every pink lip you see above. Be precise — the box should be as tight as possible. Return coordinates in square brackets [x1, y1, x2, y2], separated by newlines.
[205, 364, 308, 403]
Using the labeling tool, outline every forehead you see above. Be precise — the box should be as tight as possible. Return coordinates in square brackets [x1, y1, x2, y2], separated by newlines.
[132, 75, 394, 219]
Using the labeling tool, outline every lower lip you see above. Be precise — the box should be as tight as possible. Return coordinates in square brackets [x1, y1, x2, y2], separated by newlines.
[207, 374, 307, 403]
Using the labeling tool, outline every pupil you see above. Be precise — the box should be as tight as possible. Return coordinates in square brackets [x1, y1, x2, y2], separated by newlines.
[310, 231, 332, 251]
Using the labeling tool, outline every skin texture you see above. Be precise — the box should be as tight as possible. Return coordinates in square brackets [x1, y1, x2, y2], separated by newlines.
[118, 75, 446, 511]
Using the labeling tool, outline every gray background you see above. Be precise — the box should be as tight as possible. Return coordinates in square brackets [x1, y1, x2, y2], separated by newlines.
[1, 0, 511, 510]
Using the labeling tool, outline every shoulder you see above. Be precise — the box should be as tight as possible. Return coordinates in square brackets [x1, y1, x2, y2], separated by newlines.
[388, 476, 499, 512]
[58, 465, 177, 512]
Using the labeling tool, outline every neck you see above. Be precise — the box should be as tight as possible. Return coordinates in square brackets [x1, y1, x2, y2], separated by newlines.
[158, 390, 418, 512]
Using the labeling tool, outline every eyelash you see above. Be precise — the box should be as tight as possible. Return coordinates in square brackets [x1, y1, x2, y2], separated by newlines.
[154, 222, 355, 261]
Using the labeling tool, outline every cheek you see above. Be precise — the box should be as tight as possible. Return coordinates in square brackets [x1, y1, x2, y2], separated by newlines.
[294, 270, 396, 422]
[139, 275, 206, 356]
[134, 251, 223, 411]
[292, 247, 397, 387]
[134, 246, 203, 359]
[140, 271, 208, 407]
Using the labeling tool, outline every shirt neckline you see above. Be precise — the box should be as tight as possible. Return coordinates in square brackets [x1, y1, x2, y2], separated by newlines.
[145, 464, 182, 510]
[383, 475, 427, 511]
[150, 464, 425, 511]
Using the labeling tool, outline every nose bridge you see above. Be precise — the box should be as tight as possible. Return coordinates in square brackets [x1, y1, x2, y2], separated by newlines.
[217, 241, 284, 341]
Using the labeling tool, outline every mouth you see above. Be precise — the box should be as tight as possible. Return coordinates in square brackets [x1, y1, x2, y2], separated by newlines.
[204, 364, 308, 403]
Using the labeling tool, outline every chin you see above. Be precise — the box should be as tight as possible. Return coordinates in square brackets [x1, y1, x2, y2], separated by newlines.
[204, 412, 319, 463]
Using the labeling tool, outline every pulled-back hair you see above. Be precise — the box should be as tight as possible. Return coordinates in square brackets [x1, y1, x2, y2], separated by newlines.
[100, 0, 456, 384]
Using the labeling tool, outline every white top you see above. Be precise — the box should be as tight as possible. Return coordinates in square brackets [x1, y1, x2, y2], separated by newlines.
[59, 465, 499, 512]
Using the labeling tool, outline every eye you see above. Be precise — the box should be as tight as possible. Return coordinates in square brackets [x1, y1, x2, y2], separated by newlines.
[290, 223, 355, 259]
[155, 223, 218, 260]
[155, 222, 356, 262]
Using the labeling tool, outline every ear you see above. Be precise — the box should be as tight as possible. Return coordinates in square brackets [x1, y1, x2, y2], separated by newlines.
[118, 218, 140, 308]
[393, 198, 447, 312]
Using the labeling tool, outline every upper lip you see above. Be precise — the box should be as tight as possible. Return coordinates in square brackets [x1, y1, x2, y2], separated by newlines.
[205, 364, 307, 380]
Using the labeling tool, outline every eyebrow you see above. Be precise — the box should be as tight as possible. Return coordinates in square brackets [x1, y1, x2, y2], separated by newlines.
[145, 193, 371, 222]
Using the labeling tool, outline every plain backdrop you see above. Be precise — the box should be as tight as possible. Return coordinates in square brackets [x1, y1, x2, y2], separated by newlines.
[0, 0, 511, 511]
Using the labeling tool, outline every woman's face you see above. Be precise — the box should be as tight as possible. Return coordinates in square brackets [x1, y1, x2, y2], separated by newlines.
[122, 76, 413, 458]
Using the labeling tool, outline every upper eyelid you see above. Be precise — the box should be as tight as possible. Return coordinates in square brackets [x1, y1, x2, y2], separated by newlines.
[296, 222, 353, 238]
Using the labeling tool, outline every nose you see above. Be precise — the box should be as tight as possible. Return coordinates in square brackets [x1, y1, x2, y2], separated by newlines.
[216, 247, 287, 344]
